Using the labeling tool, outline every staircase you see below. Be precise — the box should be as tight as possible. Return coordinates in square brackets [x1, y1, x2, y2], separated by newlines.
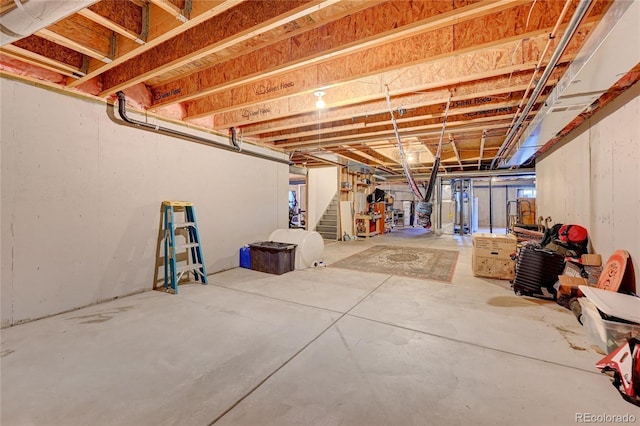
[315, 195, 339, 240]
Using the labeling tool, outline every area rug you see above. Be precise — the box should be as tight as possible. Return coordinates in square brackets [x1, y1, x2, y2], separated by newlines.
[330, 245, 459, 283]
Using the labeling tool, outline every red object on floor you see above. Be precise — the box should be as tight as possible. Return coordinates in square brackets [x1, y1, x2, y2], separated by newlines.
[596, 337, 640, 406]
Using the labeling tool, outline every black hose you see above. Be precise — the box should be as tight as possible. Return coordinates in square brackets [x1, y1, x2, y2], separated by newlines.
[229, 127, 239, 149]
[423, 157, 440, 202]
[113, 92, 291, 165]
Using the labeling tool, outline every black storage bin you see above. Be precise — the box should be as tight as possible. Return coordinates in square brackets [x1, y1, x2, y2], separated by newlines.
[249, 241, 297, 275]
[513, 245, 565, 299]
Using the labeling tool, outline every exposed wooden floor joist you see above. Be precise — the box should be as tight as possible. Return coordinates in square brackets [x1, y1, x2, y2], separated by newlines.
[0, 0, 624, 174]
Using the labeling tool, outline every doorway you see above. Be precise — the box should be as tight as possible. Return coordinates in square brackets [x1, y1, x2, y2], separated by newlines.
[289, 173, 307, 229]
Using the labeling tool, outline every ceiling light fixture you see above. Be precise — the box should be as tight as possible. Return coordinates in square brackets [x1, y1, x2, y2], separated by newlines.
[314, 91, 326, 109]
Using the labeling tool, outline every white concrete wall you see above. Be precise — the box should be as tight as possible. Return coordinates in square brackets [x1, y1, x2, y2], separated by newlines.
[0, 83, 3, 325]
[537, 134, 591, 227]
[473, 186, 509, 227]
[298, 184, 307, 214]
[537, 81, 640, 286]
[307, 167, 338, 230]
[1, 78, 289, 327]
[473, 185, 530, 227]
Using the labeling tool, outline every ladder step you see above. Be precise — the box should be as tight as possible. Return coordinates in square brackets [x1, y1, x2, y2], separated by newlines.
[176, 263, 203, 274]
[162, 200, 193, 207]
[173, 221, 195, 228]
[177, 243, 199, 250]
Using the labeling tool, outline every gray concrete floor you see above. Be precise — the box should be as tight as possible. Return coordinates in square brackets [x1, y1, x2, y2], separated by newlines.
[1, 229, 637, 425]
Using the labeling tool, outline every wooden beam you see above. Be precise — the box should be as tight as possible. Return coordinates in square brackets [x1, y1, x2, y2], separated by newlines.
[296, 152, 343, 167]
[336, 145, 392, 170]
[10, 34, 85, 69]
[260, 121, 367, 143]
[294, 129, 506, 156]
[149, 0, 187, 22]
[274, 114, 526, 149]
[240, 71, 543, 136]
[149, 0, 528, 108]
[449, 134, 463, 170]
[68, 0, 245, 88]
[0, 45, 84, 78]
[77, 8, 144, 44]
[87, 0, 144, 36]
[256, 96, 523, 143]
[98, 0, 340, 95]
[1, 0, 16, 14]
[148, 0, 383, 104]
[358, 143, 400, 167]
[351, 144, 398, 166]
[420, 139, 437, 159]
[36, 28, 112, 63]
[325, 148, 375, 167]
[143, 0, 378, 88]
[199, 17, 595, 126]
[208, 65, 544, 141]
[48, 14, 113, 54]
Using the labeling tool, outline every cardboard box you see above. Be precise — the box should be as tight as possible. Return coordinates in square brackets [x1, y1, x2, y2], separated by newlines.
[472, 233, 517, 280]
[581, 254, 602, 266]
[472, 233, 517, 257]
[556, 275, 594, 304]
[472, 257, 516, 280]
[558, 275, 588, 287]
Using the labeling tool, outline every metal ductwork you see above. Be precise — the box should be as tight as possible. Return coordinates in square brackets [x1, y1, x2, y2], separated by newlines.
[1, 0, 99, 46]
[500, 0, 640, 168]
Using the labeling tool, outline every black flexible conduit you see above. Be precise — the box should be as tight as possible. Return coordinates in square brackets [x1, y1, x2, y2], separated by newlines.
[423, 94, 451, 203]
[113, 92, 292, 165]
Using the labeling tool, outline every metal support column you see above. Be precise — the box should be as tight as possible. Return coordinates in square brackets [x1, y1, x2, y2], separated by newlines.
[489, 177, 494, 234]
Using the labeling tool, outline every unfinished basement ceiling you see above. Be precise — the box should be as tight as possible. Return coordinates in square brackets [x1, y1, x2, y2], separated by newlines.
[1, 0, 638, 177]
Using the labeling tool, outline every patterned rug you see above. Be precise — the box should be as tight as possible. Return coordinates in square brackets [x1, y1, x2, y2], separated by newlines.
[330, 245, 459, 283]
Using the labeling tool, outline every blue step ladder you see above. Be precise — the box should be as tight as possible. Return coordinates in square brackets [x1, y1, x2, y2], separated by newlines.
[162, 201, 207, 293]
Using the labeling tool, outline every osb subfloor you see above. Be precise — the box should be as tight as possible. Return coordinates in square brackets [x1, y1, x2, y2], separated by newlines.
[1, 228, 634, 426]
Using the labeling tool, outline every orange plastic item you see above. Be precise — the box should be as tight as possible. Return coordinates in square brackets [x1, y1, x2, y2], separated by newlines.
[597, 250, 630, 292]
[557, 250, 632, 307]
